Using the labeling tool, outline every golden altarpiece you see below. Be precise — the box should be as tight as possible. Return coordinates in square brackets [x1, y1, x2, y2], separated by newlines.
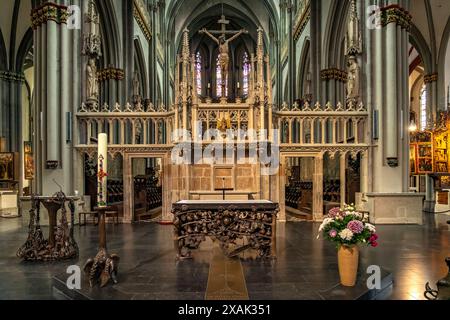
[410, 112, 450, 210]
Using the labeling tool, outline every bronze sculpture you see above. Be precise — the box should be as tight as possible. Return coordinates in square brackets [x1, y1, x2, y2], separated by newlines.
[425, 257, 450, 300]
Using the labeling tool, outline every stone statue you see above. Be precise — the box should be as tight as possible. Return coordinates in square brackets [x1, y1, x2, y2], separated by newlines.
[87, 1, 99, 37]
[83, 0, 101, 57]
[346, 0, 361, 56]
[346, 56, 360, 99]
[86, 58, 99, 102]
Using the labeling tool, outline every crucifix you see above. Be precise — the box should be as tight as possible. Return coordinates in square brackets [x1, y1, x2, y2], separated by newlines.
[199, 15, 248, 98]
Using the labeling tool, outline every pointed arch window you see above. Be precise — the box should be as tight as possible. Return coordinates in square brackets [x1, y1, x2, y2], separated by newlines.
[216, 54, 228, 97]
[242, 52, 251, 96]
[420, 84, 427, 130]
[195, 52, 202, 96]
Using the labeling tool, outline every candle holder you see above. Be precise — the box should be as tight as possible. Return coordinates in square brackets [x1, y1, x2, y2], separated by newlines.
[83, 206, 120, 287]
[83, 133, 120, 288]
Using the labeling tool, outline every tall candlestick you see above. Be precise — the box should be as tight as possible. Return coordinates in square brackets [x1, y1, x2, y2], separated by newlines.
[97, 133, 108, 207]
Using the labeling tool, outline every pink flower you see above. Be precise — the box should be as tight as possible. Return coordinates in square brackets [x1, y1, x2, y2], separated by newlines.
[329, 230, 338, 238]
[371, 241, 378, 248]
[369, 234, 379, 243]
[328, 207, 341, 218]
[347, 220, 364, 234]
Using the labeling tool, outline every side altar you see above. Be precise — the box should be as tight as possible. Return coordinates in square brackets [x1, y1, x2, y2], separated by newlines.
[172, 200, 279, 259]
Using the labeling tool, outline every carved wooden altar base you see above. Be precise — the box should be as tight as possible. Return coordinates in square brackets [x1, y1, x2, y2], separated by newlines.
[17, 193, 79, 262]
[172, 200, 279, 260]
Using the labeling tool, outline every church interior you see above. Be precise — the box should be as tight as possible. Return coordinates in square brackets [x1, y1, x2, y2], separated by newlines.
[0, 0, 450, 302]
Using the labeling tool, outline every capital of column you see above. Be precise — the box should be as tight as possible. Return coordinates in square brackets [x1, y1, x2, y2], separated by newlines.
[379, 4, 412, 31]
[31, 2, 68, 30]
[424, 73, 438, 84]
[0, 71, 25, 82]
[320, 68, 348, 82]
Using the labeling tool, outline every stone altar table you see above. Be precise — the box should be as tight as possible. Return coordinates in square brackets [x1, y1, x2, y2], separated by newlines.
[172, 200, 279, 259]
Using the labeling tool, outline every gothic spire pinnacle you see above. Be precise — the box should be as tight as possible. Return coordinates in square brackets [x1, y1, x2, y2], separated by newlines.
[182, 28, 190, 59]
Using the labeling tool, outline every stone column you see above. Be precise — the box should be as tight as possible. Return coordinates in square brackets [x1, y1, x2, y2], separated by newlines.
[313, 153, 324, 220]
[424, 174, 435, 212]
[340, 152, 346, 207]
[360, 150, 368, 199]
[385, 15, 398, 165]
[46, 12, 60, 167]
[299, 118, 304, 144]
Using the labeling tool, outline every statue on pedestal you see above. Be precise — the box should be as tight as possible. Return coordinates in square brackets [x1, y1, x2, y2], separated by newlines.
[83, 0, 101, 106]
[86, 58, 99, 103]
[346, 56, 360, 101]
[83, 0, 102, 57]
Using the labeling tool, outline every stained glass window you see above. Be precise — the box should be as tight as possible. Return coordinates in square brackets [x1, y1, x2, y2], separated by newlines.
[420, 84, 427, 130]
[243, 52, 251, 96]
[216, 54, 228, 97]
[195, 52, 202, 96]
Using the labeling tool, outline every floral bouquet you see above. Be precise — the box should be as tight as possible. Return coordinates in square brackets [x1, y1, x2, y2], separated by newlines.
[318, 204, 378, 248]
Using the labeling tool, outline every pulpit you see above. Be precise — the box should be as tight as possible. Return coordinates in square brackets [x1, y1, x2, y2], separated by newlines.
[172, 200, 279, 260]
[17, 193, 79, 261]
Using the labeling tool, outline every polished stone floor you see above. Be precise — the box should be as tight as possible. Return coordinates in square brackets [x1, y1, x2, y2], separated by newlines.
[0, 213, 449, 300]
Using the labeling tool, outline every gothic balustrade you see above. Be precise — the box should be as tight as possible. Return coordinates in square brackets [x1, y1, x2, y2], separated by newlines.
[274, 101, 369, 147]
[75, 102, 176, 155]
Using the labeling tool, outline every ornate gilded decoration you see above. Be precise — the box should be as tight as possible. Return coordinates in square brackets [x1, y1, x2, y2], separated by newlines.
[97, 67, 125, 81]
[31, 2, 68, 29]
[424, 73, 438, 84]
[379, 4, 412, 30]
[320, 68, 348, 82]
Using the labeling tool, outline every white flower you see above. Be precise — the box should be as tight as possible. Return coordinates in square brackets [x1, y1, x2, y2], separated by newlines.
[318, 218, 334, 232]
[365, 223, 376, 233]
[345, 211, 363, 219]
[339, 228, 354, 241]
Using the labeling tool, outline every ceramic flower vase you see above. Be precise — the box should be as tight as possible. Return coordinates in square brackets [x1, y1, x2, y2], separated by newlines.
[338, 245, 359, 287]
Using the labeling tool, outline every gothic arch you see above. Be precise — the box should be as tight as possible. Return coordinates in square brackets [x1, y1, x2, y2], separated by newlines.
[134, 38, 148, 98]
[298, 38, 310, 99]
[437, 17, 450, 110]
[15, 27, 33, 73]
[409, 24, 433, 74]
[96, 0, 121, 68]
[0, 28, 7, 70]
[323, 0, 351, 69]
[283, 73, 289, 103]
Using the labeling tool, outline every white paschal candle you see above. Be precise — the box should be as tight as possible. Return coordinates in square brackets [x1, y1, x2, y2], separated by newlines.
[97, 133, 108, 208]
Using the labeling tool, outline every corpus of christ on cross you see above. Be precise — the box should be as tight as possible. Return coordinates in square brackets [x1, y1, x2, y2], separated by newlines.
[199, 15, 248, 98]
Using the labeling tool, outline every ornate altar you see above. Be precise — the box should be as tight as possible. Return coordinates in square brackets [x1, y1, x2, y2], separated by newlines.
[172, 200, 279, 260]
[410, 131, 434, 174]
[17, 193, 79, 261]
